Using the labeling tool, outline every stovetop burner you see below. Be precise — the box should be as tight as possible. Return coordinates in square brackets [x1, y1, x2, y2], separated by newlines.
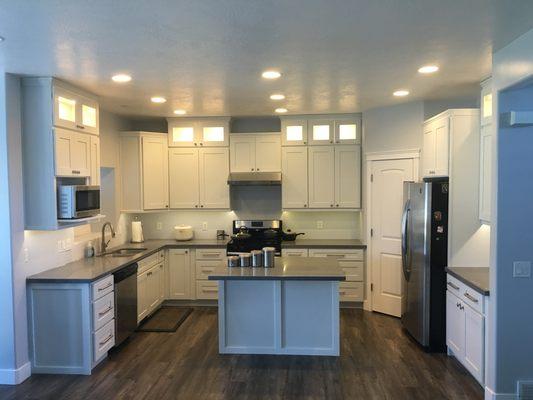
[226, 220, 282, 255]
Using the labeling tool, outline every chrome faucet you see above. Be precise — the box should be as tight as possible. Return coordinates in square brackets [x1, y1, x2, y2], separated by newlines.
[101, 222, 116, 254]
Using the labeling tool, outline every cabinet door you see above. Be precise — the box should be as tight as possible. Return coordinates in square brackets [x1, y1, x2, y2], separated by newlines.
[464, 304, 485, 383]
[282, 146, 308, 208]
[308, 146, 335, 208]
[53, 86, 78, 131]
[54, 129, 74, 176]
[434, 117, 450, 176]
[308, 119, 334, 145]
[70, 132, 91, 177]
[137, 271, 149, 323]
[334, 145, 361, 208]
[77, 95, 99, 135]
[422, 122, 436, 176]
[168, 249, 191, 299]
[334, 118, 359, 145]
[281, 119, 308, 146]
[119, 135, 143, 212]
[169, 148, 200, 208]
[90, 135, 100, 185]
[168, 121, 197, 147]
[446, 291, 465, 357]
[479, 124, 492, 222]
[199, 147, 229, 209]
[200, 122, 229, 147]
[147, 264, 161, 312]
[255, 134, 281, 172]
[158, 262, 165, 304]
[142, 135, 169, 210]
[481, 79, 493, 127]
[229, 135, 256, 172]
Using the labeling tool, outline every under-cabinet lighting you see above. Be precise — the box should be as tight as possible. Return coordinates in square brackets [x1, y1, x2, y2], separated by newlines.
[418, 65, 439, 74]
[173, 109, 187, 115]
[270, 94, 285, 100]
[275, 108, 288, 113]
[393, 90, 409, 97]
[151, 96, 167, 104]
[262, 70, 281, 79]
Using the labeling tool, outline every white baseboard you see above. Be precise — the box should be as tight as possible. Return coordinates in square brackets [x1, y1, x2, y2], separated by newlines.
[363, 300, 371, 311]
[0, 362, 31, 385]
[484, 386, 516, 400]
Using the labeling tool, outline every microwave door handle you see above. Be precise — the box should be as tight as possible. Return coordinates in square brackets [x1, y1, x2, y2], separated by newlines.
[401, 200, 410, 279]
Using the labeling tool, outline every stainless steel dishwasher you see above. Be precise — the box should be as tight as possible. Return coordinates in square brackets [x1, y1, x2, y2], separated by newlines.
[113, 263, 138, 346]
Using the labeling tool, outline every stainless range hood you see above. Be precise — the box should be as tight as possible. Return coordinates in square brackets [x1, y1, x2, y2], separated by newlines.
[227, 172, 282, 186]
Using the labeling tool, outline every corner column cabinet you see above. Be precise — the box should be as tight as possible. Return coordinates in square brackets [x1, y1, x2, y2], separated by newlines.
[119, 132, 169, 212]
[479, 78, 493, 223]
[167, 117, 230, 147]
[446, 274, 487, 384]
[229, 133, 281, 172]
[21, 77, 101, 230]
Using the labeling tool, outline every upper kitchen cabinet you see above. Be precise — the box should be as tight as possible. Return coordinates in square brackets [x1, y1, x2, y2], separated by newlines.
[480, 78, 493, 127]
[167, 117, 230, 147]
[54, 128, 91, 177]
[334, 117, 360, 145]
[53, 82, 99, 135]
[479, 78, 493, 223]
[282, 146, 309, 208]
[309, 119, 335, 145]
[229, 133, 281, 172]
[281, 118, 308, 146]
[120, 132, 169, 212]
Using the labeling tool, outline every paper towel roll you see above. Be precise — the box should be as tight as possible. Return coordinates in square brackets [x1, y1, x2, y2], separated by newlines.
[131, 221, 144, 243]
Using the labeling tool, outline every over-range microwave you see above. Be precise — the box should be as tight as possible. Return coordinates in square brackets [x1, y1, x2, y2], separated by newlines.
[57, 185, 101, 219]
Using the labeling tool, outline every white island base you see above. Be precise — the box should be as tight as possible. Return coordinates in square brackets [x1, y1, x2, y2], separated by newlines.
[216, 271, 342, 356]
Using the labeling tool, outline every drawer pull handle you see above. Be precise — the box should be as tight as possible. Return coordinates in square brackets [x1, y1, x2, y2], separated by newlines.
[201, 253, 221, 257]
[98, 306, 113, 317]
[76, 124, 85, 130]
[447, 281, 459, 290]
[99, 334, 113, 346]
[203, 288, 218, 293]
[464, 292, 479, 303]
[339, 291, 346, 295]
[72, 170, 81, 174]
[98, 282, 113, 292]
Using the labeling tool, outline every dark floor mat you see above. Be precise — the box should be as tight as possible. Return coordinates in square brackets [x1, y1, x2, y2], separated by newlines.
[136, 306, 193, 332]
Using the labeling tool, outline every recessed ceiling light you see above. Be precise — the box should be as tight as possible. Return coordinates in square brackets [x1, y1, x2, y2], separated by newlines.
[270, 94, 285, 100]
[0, 36, 5, 42]
[418, 65, 439, 74]
[393, 90, 410, 97]
[262, 70, 281, 79]
[275, 108, 288, 113]
[173, 109, 187, 115]
[151, 96, 166, 104]
[111, 74, 132, 83]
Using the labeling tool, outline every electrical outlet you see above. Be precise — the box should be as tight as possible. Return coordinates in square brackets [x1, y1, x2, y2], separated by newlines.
[65, 238, 72, 250]
[24, 248, 29, 263]
[202, 222, 208, 231]
[156, 222, 162, 230]
[317, 220, 324, 229]
[513, 261, 531, 278]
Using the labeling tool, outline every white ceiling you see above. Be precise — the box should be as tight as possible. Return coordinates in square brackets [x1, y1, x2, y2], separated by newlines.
[0, 1, 532, 117]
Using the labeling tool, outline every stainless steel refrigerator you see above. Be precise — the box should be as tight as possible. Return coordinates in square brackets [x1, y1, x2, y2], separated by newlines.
[401, 178, 448, 352]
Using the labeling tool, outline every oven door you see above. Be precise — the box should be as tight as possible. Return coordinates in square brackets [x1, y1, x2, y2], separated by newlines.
[74, 186, 101, 218]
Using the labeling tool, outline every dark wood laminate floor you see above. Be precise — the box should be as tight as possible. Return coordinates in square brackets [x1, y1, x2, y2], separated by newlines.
[0, 308, 483, 400]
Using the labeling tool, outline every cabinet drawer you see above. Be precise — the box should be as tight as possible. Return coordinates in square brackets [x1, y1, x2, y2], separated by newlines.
[446, 273, 484, 314]
[92, 291, 115, 332]
[282, 248, 309, 257]
[340, 262, 363, 281]
[196, 281, 218, 300]
[195, 248, 226, 260]
[93, 318, 115, 362]
[309, 248, 364, 260]
[91, 275, 114, 301]
[196, 260, 223, 280]
[339, 282, 363, 301]
[138, 251, 164, 274]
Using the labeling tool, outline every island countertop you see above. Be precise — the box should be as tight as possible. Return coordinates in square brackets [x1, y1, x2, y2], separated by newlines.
[208, 257, 346, 281]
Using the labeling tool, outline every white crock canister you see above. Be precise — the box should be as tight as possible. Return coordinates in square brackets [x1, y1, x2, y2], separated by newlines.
[174, 225, 194, 241]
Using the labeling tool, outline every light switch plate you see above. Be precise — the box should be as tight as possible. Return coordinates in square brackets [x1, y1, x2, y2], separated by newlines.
[513, 261, 531, 278]
[202, 222, 208, 231]
[156, 222, 162, 230]
[317, 220, 324, 229]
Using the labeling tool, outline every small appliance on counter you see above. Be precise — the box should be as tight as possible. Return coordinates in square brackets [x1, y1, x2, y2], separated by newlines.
[57, 185, 100, 219]
[174, 225, 194, 241]
[131, 220, 144, 243]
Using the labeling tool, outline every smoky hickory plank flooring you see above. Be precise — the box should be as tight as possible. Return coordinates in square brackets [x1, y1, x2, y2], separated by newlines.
[0, 308, 483, 400]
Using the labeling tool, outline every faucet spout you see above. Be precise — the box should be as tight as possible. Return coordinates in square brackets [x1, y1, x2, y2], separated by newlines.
[101, 222, 116, 254]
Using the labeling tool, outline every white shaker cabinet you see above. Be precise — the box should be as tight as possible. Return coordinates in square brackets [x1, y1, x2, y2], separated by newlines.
[282, 146, 309, 208]
[281, 118, 308, 146]
[168, 249, 192, 299]
[308, 119, 335, 145]
[199, 147, 230, 209]
[169, 148, 200, 209]
[422, 115, 449, 177]
[334, 145, 361, 208]
[167, 117, 230, 147]
[54, 128, 91, 177]
[229, 135, 256, 172]
[142, 135, 169, 210]
[334, 117, 359, 145]
[308, 146, 335, 208]
[53, 84, 99, 135]
[229, 133, 281, 172]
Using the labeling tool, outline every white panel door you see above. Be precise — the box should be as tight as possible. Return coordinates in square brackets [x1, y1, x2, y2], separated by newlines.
[168, 249, 191, 299]
[90, 135, 100, 185]
[370, 158, 415, 316]
[334, 145, 361, 208]
[169, 148, 200, 208]
[308, 146, 335, 208]
[434, 117, 450, 176]
[464, 304, 484, 383]
[142, 135, 169, 210]
[70, 132, 91, 177]
[255, 134, 281, 172]
[446, 292, 465, 357]
[282, 146, 308, 209]
[199, 147, 229, 209]
[230, 135, 256, 172]
[422, 122, 436, 176]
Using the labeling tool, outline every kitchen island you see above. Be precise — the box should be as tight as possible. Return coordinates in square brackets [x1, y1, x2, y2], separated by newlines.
[208, 257, 345, 356]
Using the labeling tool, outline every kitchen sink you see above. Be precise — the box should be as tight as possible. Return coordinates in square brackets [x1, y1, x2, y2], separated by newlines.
[102, 248, 147, 257]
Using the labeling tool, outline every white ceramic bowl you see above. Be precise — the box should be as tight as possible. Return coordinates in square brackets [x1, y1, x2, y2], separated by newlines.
[174, 225, 194, 241]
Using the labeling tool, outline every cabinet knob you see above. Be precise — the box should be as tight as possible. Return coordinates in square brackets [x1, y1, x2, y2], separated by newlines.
[251, 168, 255, 171]
[195, 205, 198, 208]
[304, 204, 307, 208]
[303, 141, 307, 145]
[194, 143, 198, 146]
[185, 250, 188, 254]
[200, 143, 203, 146]
[330, 140, 333, 144]
[336, 204, 339, 207]
[200, 205, 204, 208]
[76, 125, 85, 130]
[330, 204, 333, 207]
[166, 205, 169, 208]
[72, 170, 80, 174]
[256, 168, 260, 171]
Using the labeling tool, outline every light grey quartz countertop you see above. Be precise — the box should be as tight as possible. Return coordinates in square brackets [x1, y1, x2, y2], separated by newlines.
[281, 239, 366, 249]
[26, 239, 229, 283]
[208, 257, 347, 281]
[445, 267, 490, 295]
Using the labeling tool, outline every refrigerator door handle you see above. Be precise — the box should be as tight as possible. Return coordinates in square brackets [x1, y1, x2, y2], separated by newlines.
[401, 199, 410, 280]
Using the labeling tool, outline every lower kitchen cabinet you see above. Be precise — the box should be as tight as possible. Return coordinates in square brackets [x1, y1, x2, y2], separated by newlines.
[446, 274, 486, 384]
[281, 248, 309, 257]
[195, 248, 226, 299]
[168, 249, 193, 299]
[137, 250, 166, 323]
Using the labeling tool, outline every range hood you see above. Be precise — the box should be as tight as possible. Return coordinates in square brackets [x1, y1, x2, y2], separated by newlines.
[227, 172, 282, 186]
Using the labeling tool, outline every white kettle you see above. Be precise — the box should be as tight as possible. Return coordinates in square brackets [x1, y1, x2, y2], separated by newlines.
[174, 225, 194, 241]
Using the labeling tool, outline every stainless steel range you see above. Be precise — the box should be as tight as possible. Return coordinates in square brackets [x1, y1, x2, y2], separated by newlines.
[226, 220, 283, 256]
